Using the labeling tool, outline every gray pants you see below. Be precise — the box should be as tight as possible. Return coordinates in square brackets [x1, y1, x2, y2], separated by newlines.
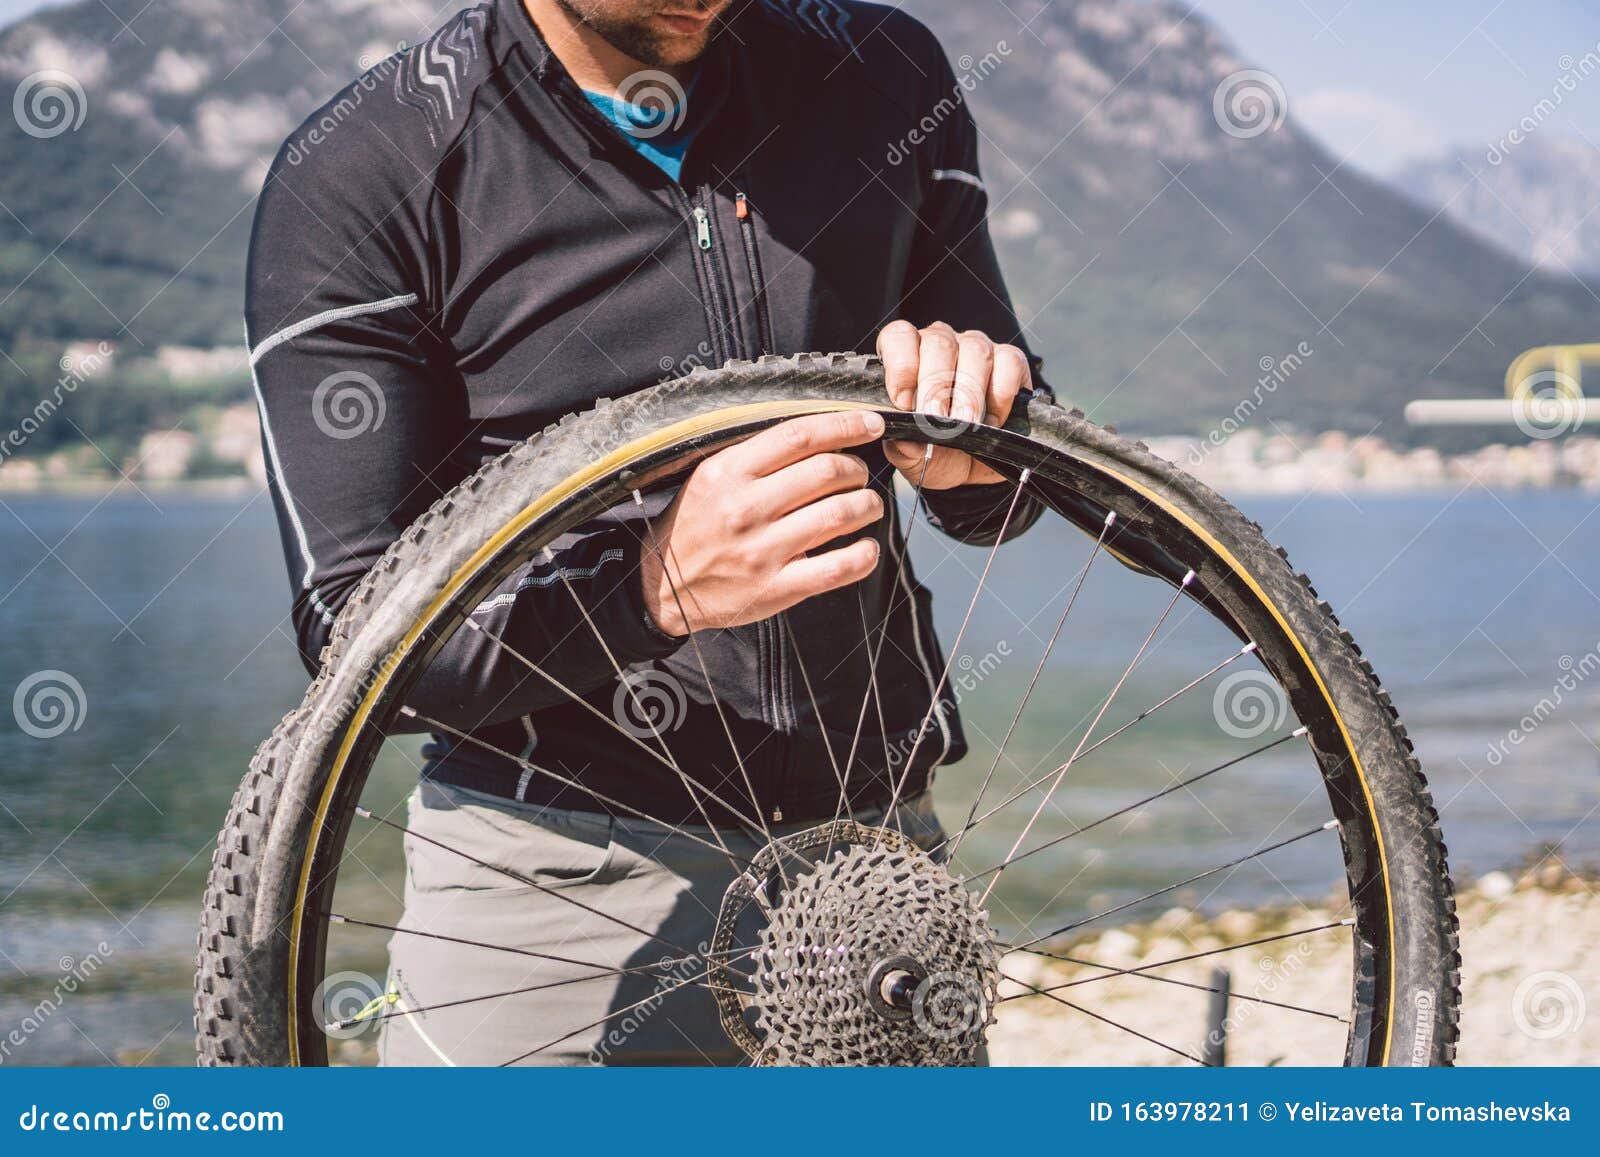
[379, 780, 947, 1066]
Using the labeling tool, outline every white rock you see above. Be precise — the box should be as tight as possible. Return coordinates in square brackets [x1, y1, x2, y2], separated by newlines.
[1477, 870, 1514, 900]
[1091, 929, 1141, 963]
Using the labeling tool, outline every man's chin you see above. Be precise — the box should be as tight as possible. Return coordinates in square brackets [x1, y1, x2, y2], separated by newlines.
[637, 29, 715, 67]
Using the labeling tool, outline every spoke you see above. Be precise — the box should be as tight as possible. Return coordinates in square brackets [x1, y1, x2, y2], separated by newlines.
[855, 586, 898, 793]
[881, 471, 1033, 843]
[980, 568, 1196, 905]
[498, 960, 719, 1066]
[330, 911, 758, 971]
[1002, 953, 1346, 1021]
[1009, 822, 1340, 952]
[948, 510, 1115, 861]
[780, 609, 845, 794]
[333, 943, 761, 1034]
[946, 644, 1262, 857]
[353, 805, 697, 957]
[330, 912, 670, 974]
[1004, 974, 1209, 1065]
[327, 949, 747, 1032]
[633, 501, 775, 852]
[825, 449, 935, 859]
[401, 708, 754, 871]
[1002, 919, 1355, 996]
[458, 616, 763, 839]
[538, 541, 744, 856]
[961, 728, 1309, 884]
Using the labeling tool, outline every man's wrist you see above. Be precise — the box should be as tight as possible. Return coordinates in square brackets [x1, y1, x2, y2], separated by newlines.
[638, 539, 688, 638]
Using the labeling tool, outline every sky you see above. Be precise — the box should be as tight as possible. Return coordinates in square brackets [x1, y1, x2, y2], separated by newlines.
[2, 0, 1598, 175]
[1191, 0, 1600, 173]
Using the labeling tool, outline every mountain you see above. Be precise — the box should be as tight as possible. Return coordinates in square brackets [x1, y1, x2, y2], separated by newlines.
[1395, 135, 1600, 279]
[0, 0, 1595, 445]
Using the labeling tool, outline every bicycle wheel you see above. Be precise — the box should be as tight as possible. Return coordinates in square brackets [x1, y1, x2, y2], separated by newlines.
[195, 353, 1460, 1067]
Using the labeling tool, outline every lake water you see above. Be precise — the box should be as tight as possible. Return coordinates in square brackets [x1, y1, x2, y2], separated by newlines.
[1, 484, 1596, 1064]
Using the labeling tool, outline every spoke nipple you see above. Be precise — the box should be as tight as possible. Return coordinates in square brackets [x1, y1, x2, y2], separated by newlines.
[1103, 510, 1117, 527]
[328, 913, 346, 924]
[1018, 468, 1032, 485]
[1322, 819, 1340, 831]
[1292, 725, 1309, 738]
[398, 705, 417, 717]
[1181, 569, 1196, 586]
[1340, 917, 1356, 925]
[923, 443, 934, 462]
[1242, 641, 1258, 654]
[354, 806, 374, 820]
[632, 489, 644, 506]
[541, 546, 556, 563]
[463, 617, 483, 633]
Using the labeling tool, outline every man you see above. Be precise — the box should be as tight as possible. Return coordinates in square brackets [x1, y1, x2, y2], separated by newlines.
[248, 0, 1048, 1064]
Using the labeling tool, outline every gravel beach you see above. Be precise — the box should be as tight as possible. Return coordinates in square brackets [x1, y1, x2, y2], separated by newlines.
[990, 866, 1597, 1066]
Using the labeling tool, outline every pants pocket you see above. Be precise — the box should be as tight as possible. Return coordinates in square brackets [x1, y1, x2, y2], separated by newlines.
[407, 781, 621, 893]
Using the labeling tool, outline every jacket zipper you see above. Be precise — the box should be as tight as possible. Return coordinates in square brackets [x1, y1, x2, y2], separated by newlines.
[548, 73, 793, 815]
[667, 184, 730, 365]
[735, 192, 775, 355]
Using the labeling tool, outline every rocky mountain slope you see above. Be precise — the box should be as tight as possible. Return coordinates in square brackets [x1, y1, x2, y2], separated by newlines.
[0, 0, 1594, 439]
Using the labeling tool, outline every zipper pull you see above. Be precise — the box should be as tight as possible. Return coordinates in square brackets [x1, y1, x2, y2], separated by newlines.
[692, 207, 712, 250]
[736, 192, 750, 221]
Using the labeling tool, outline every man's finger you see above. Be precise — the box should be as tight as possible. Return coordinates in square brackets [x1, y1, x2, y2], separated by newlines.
[727, 411, 885, 478]
[882, 438, 926, 475]
[951, 331, 994, 425]
[915, 323, 959, 417]
[767, 488, 885, 557]
[877, 321, 921, 409]
[750, 452, 872, 521]
[988, 343, 1028, 426]
[772, 537, 881, 603]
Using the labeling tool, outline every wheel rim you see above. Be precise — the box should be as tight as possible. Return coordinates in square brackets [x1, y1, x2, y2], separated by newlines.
[282, 402, 1402, 1066]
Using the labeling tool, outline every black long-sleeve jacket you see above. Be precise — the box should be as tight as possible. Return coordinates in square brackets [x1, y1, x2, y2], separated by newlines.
[247, 0, 1046, 825]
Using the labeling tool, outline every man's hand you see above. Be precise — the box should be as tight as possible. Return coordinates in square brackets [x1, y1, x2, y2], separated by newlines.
[876, 320, 1029, 490]
[641, 412, 887, 637]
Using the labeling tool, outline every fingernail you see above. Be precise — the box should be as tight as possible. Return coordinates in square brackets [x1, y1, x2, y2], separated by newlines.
[861, 412, 885, 436]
